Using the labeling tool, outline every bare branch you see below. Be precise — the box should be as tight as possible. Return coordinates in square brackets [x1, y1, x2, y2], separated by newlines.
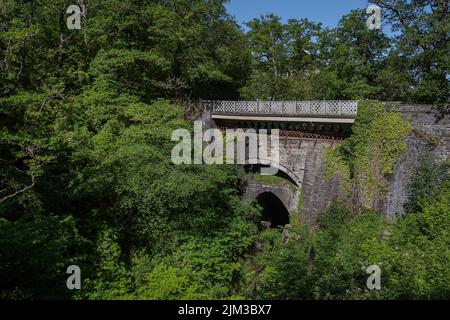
[0, 171, 36, 204]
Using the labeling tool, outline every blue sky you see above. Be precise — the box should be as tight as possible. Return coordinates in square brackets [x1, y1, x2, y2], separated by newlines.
[226, 0, 373, 29]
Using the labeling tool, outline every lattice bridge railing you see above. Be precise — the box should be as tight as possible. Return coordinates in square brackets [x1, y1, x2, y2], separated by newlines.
[203, 100, 358, 117]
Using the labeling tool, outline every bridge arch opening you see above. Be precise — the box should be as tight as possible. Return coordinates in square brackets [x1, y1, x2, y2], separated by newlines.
[256, 192, 290, 228]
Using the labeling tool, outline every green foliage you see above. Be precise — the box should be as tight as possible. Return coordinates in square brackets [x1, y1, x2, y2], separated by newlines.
[81, 228, 132, 300]
[405, 154, 450, 213]
[250, 191, 449, 300]
[0, 0, 448, 301]
[312, 210, 388, 299]
[0, 214, 85, 299]
[67, 95, 259, 299]
[241, 14, 324, 100]
[324, 101, 412, 209]
[323, 148, 352, 198]
[0, 0, 254, 299]
[135, 263, 206, 300]
[372, 0, 449, 104]
[246, 148, 449, 300]
[316, 203, 352, 230]
[257, 233, 314, 300]
[241, 10, 406, 101]
[241, 6, 448, 103]
[384, 185, 450, 299]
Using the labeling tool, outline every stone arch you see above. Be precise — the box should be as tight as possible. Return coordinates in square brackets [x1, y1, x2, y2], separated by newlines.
[245, 158, 302, 188]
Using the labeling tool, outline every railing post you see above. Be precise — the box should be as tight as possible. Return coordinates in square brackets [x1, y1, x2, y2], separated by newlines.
[233, 101, 236, 113]
[270, 101, 272, 114]
[257, 101, 260, 113]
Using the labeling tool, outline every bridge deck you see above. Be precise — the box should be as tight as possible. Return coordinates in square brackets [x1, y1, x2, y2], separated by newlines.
[204, 100, 358, 124]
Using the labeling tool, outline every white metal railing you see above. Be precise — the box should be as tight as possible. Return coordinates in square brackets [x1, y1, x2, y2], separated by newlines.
[203, 100, 358, 117]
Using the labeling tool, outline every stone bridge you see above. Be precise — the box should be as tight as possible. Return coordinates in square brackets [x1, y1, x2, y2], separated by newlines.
[201, 100, 449, 228]
[202, 100, 358, 227]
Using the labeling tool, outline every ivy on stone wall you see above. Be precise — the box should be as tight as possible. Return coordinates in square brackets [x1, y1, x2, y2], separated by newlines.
[323, 148, 352, 201]
[324, 101, 412, 211]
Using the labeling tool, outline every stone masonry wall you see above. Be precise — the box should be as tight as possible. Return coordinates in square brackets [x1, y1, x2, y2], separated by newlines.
[301, 104, 449, 223]
[300, 141, 343, 227]
[384, 104, 449, 217]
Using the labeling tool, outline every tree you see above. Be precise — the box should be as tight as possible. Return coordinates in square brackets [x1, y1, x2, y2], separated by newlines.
[318, 9, 391, 99]
[241, 15, 322, 100]
[370, 0, 449, 104]
[0, 0, 254, 299]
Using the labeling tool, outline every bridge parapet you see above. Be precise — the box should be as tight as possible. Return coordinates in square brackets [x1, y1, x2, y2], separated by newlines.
[204, 100, 358, 118]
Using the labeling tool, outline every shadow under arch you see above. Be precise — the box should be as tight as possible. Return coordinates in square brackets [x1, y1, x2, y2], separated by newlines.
[244, 159, 302, 188]
[255, 192, 290, 228]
